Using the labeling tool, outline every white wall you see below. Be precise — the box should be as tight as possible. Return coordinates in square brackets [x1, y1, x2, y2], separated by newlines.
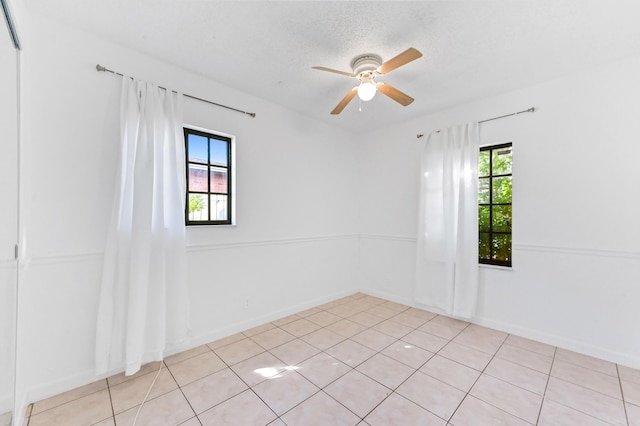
[0, 10, 19, 415]
[14, 10, 359, 414]
[358, 54, 640, 368]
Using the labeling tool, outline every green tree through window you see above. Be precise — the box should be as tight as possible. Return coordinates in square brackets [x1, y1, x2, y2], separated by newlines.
[479, 143, 512, 266]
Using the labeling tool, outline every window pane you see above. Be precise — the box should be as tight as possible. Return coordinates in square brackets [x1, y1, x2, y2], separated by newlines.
[479, 233, 491, 259]
[210, 167, 228, 194]
[492, 205, 512, 232]
[188, 193, 208, 221]
[479, 150, 490, 177]
[492, 234, 512, 262]
[210, 139, 228, 166]
[188, 134, 208, 163]
[479, 206, 490, 232]
[210, 194, 228, 221]
[492, 176, 512, 203]
[188, 164, 208, 192]
[492, 146, 512, 175]
[478, 178, 490, 203]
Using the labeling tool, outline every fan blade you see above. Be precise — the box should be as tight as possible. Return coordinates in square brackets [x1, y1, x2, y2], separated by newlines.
[377, 48, 422, 74]
[331, 87, 358, 114]
[377, 82, 414, 106]
[312, 66, 356, 77]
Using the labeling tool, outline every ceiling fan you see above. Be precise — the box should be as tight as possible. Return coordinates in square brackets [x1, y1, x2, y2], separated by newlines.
[313, 47, 423, 115]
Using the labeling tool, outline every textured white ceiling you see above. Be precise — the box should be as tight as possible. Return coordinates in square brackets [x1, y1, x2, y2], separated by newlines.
[26, 1, 640, 133]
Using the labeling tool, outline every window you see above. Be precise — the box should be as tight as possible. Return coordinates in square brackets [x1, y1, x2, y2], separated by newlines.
[479, 143, 512, 266]
[184, 127, 233, 225]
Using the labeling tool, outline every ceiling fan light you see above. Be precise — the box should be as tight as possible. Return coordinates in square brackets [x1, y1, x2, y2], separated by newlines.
[357, 81, 377, 101]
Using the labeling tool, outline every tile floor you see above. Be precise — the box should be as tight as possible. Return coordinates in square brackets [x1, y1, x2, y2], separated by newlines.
[26, 293, 640, 425]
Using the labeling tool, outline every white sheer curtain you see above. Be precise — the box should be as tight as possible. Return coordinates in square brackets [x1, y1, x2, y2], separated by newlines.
[415, 122, 480, 319]
[96, 77, 189, 376]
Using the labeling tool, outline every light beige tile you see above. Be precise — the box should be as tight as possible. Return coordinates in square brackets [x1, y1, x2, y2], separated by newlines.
[359, 295, 387, 305]
[269, 338, 320, 366]
[242, 322, 276, 337]
[623, 380, 640, 406]
[295, 306, 322, 317]
[418, 321, 462, 340]
[349, 311, 385, 327]
[28, 389, 112, 426]
[297, 353, 351, 388]
[92, 417, 115, 425]
[438, 341, 492, 371]
[357, 353, 415, 390]
[326, 319, 367, 338]
[32, 379, 108, 415]
[350, 329, 397, 352]
[328, 304, 357, 318]
[391, 312, 429, 328]
[449, 395, 531, 426]
[555, 348, 618, 377]
[306, 311, 342, 327]
[271, 314, 301, 327]
[380, 300, 410, 312]
[496, 344, 553, 374]
[198, 389, 276, 426]
[551, 359, 621, 399]
[301, 328, 346, 351]
[281, 391, 360, 426]
[325, 339, 376, 367]
[486, 357, 549, 395]
[206, 332, 245, 350]
[405, 307, 438, 321]
[619, 365, 640, 385]
[252, 370, 319, 415]
[180, 367, 248, 414]
[365, 305, 402, 320]
[365, 393, 445, 426]
[381, 340, 434, 369]
[230, 351, 288, 387]
[539, 398, 613, 426]
[324, 370, 391, 418]
[504, 334, 556, 358]
[110, 367, 178, 414]
[107, 361, 163, 387]
[396, 371, 465, 421]
[545, 376, 627, 426]
[420, 355, 481, 393]
[213, 337, 265, 365]
[167, 351, 226, 386]
[403, 329, 449, 353]
[627, 402, 640, 426]
[452, 324, 507, 355]
[470, 374, 542, 424]
[178, 417, 201, 426]
[164, 345, 210, 366]
[114, 388, 194, 425]
[279, 318, 322, 337]
[251, 328, 296, 350]
[429, 314, 469, 331]
[371, 319, 413, 339]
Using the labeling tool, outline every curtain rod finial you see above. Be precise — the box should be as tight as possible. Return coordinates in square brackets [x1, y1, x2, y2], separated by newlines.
[96, 64, 106, 72]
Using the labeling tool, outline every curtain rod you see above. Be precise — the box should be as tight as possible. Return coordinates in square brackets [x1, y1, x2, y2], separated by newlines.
[96, 64, 256, 118]
[416, 107, 535, 139]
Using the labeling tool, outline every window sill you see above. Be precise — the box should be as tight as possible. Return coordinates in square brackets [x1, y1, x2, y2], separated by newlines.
[479, 263, 513, 271]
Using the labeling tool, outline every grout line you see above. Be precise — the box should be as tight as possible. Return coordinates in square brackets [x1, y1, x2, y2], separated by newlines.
[535, 344, 557, 424]
[617, 364, 630, 426]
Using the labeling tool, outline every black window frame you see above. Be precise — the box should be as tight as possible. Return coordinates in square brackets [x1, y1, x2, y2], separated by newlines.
[184, 127, 233, 226]
[479, 142, 512, 267]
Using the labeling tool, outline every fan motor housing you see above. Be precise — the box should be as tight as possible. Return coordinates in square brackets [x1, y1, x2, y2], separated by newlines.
[351, 54, 382, 76]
